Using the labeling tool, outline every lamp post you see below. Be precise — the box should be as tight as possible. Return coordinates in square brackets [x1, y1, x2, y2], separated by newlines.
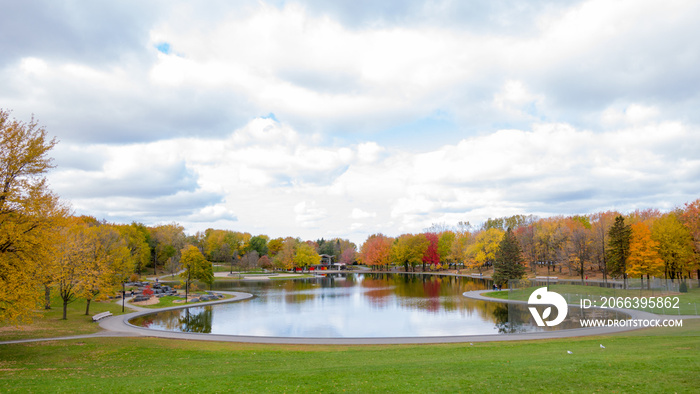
[122, 282, 125, 313]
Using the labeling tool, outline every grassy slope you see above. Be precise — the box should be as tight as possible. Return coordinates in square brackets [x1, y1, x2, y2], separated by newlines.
[0, 295, 128, 341]
[0, 320, 698, 392]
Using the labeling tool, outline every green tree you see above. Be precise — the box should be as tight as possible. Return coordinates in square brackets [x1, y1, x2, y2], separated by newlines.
[607, 215, 631, 287]
[493, 228, 526, 287]
[651, 213, 694, 281]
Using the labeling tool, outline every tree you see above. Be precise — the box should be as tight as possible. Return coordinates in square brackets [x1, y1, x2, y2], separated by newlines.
[294, 243, 320, 269]
[679, 199, 700, 281]
[248, 235, 269, 256]
[651, 213, 694, 282]
[607, 215, 631, 287]
[391, 234, 429, 272]
[150, 223, 185, 275]
[493, 228, 526, 287]
[180, 245, 213, 290]
[627, 222, 664, 288]
[359, 234, 393, 270]
[437, 231, 455, 264]
[116, 223, 151, 275]
[0, 109, 68, 323]
[273, 237, 297, 270]
[590, 211, 618, 284]
[53, 218, 89, 320]
[422, 233, 440, 270]
[466, 228, 503, 273]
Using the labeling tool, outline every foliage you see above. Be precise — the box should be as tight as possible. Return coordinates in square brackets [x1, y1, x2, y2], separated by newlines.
[627, 222, 664, 280]
[607, 215, 631, 281]
[493, 228, 526, 286]
[421, 233, 440, 267]
[391, 234, 429, 272]
[293, 243, 321, 268]
[651, 212, 694, 280]
[0, 109, 67, 323]
[359, 234, 393, 268]
[466, 228, 503, 272]
[180, 245, 214, 288]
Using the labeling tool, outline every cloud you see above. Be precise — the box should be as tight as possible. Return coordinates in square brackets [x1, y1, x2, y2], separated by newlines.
[1, 1, 698, 245]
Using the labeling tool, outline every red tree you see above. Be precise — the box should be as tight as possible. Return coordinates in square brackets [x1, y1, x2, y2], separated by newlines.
[422, 233, 440, 270]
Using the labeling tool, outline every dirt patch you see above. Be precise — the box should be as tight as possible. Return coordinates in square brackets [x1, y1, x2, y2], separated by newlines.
[129, 297, 160, 306]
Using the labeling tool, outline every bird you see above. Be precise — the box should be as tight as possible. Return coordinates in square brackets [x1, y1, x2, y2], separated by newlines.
[567, 350, 573, 354]
[470, 343, 473, 346]
[600, 344, 605, 349]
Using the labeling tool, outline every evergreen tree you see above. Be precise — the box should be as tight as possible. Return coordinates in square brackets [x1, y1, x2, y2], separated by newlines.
[493, 228, 526, 287]
[607, 215, 631, 287]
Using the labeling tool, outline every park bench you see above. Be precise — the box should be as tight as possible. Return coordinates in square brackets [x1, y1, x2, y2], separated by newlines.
[92, 311, 112, 322]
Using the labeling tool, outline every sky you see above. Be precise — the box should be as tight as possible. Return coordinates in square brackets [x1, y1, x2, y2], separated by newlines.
[1, 0, 699, 245]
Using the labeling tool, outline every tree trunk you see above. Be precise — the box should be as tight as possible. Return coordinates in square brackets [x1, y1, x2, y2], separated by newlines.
[85, 299, 91, 315]
[44, 285, 51, 310]
[62, 300, 68, 320]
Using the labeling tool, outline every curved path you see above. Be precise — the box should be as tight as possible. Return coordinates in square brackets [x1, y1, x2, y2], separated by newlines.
[3, 289, 694, 346]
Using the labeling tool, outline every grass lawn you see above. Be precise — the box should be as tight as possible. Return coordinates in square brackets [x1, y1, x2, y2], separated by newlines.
[0, 320, 697, 392]
[0, 295, 128, 342]
[485, 285, 700, 315]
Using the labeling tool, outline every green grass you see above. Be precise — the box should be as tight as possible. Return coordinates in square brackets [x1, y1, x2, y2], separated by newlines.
[485, 285, 700, 315]
[0, 295, 127, 341]
[0, 320, 698, 392]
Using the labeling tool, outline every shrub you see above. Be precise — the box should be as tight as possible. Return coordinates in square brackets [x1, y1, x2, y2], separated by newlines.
[143, 285, 154, 297]
[679, 281, 688, 293]
[129, 273, 140, 282]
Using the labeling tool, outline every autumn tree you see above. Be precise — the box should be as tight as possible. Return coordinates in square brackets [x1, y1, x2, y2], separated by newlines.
[679, 199, 700, 281]
[607, 215, 631, 287]
[422, 233, 440, 271]
[116, 223, 150, 276]
[466, 228, 503, 273]
[53, 218, 89, 320]
[437, 231, 456, 265]
[651, 213, 694, 281]
[359, 234, 393, 270]
[273, 237, 297, 270]
[294, 242, 321, 269]
[0, 109, 68, 323]
[590, 211, 617, 283]
[391, 234, 429, 272]
[79, 221, 131, 315]
[493, 228, 526, 287]
[180, 245, 213, 290]
[627, 222, 664, 288]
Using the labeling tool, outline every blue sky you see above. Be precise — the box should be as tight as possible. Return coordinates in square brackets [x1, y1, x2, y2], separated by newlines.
[1, 0, 699, 245]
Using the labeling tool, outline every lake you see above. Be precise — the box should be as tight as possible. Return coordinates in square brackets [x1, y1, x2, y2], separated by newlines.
[129, 273, 623, 337]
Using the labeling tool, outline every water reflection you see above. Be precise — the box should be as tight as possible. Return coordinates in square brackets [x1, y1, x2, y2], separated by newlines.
[131, 273, 622, 338]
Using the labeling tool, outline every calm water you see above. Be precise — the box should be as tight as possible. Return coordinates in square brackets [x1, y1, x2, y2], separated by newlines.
[129, 273, 623, 337]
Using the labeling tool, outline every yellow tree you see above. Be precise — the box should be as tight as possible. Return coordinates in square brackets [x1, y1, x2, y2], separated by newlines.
[180, 245, 213, 290]
[79, 222, 131, 315]
[0, 109, 68, 323]
[293, 242, 321, 269]
[53, 218, 90, 320]
[651, 213, 694, 281]
[391, 234, 429, 272]
[466, 228, 504, 273]
[627, 222, 664, 288]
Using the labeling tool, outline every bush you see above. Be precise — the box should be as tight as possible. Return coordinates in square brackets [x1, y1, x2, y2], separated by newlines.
[129, 273, 140, 282]
[679, 281, 688, 293]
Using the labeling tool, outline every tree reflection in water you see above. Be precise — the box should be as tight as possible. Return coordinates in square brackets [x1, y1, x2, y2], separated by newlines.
[178, 306, 213, 333]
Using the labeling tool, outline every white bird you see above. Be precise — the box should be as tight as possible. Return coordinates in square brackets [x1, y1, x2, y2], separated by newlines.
[600, 344, 605, 349]
[567, 351, 573, 354]
[470, 343, 473, 346]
